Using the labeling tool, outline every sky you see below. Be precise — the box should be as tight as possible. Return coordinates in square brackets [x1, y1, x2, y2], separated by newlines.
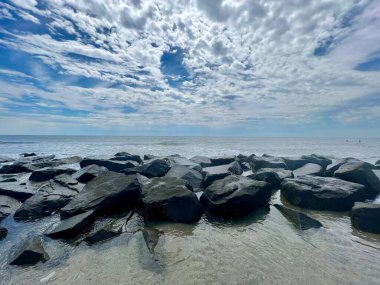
[0, 0, 380, 137]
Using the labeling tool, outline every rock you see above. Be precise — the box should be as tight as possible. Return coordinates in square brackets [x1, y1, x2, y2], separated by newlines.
[32, 156, 82, 168]
[0, 163, 36, 174]
[167, 156, 202, 171]
[334, 161, 380, 197]
[202, 161, 243, 187]
[141, 177, 203, 223]
[123, 212, 145, 233]
[165, 165, 203, 190]
[0, 227, 7, 240]
[240, 162, 251, 171]
[0, 181, 35, 202]
[19, 155, 55, 164]
[250, 156, 287, 170]
[281, 176, 366, 211]
[113, 152, 142, 163]
[0, 155, 14, 163]
[293, 163, 323, 177]
[300, 154, 332, 169]
[248, 168, 294, 188]
[0, 195, 21, 222]
[237, 154, 250, 163]
[60, 172, 140, 219]
[0, 177, 17, 183]
[45, 210, 95, 239]
[283, 157, 309, 170]
[209, 155, 236, 167]
[80, 158, 136, 172]
[29, 167, 76, 182]
[140, 158, 171, 178]
[376, 159, 380, 165]
[351, 202, 380, 234]
[200, 175, 271, 217]
[144, 154, 157, 160]
[9, 235, 49, 265]
[274, 204, 323, 230]
[325, 158, 362, 176]
[21, 153, 36, 157]
[190, 155, 212, 168]
[72, 164, 107, 184]
[14, 175, 83, 221]
[143, 228, 163, 254]
[109, 159, 139, 168]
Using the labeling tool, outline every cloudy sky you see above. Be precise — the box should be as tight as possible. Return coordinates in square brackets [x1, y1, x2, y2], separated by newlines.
[0, 0, 379, 136]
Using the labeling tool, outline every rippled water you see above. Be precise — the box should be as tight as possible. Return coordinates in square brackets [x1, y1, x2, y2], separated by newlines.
[0, 136, 380, 284]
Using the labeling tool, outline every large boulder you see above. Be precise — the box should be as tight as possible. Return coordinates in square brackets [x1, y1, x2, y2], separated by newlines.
[112, 152, 142, 164]
[283, 157, 309, 170]
[333, 161, 380, 197]
[0, 181, 35, 202]
[325, 158, 363, 176]
[274, 204, 323, 230]
[140, 158, 171, 178]
[32, 156, 82, 168]
[29, 167, 76, 182]
[0, 195, 21, 222]
[281, 176, 366, 211]
[166, 156, 201, 171]
[209, 156, 236, 167]
[80, 158, 136, 172]
[9, 235, 49, 265]
[0, 163, 36, 174]
[45, 210, 95, 239]
[250, 156, 287, 170]
[301, 154, 332, 169]
[202, 161, 243, 187]
[14, 175, 84, 221]
[248, 168, 293, 188]
[60, 172, 140, 219]
[351, 202, 380, 234]
[141, 177, 203, 223]
[72, 164, 107, 184]
[190, 156, 212, 168]
[293, 163, 323, 177]
[200, 175, 271, 217]
[165, 165, 203, 190]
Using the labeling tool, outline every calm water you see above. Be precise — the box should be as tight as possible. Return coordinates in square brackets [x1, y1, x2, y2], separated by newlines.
[0, 136, 380, 285]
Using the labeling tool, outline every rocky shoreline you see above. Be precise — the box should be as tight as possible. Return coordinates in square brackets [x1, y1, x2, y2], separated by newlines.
[0, 152, 379, 266]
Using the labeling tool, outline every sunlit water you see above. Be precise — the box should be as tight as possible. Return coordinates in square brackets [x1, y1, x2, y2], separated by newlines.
[0, 136, 379, 284]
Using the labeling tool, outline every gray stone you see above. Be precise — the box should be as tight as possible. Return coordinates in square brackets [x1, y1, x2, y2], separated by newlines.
[283, 157, 309, 170]
[72, 164, 107, 183]
[209, 156, 236, 167]
[293, 163, 323, 177]
[274, 204, 323, 230]
[248, 168, 294, 188]
[202, 161, 243, 187]
[80, 158, 136, 172]
[165, 165, 203, 190]
[0, 163, 36, 174]
[0, 195, 21, 222]
[32, 156, 82, 168]
[9, 235, 49, 265]
[140, 158, 171, 178]
[112, 152, 142, 163]
[29, 167, 76, 182]
[301, 154, 332, 169]
[351, 202, 380, 234]
[0, 181, 35, 202]
[250, 156, 287, 170]
[190, 156, 212, 168]
[167, 156, 202, 171]
[325, 158, 363, 176]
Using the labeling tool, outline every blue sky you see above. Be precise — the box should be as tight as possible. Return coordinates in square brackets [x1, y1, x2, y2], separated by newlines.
[0, 0, 380, 136]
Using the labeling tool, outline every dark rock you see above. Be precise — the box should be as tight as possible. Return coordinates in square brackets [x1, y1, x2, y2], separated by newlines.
[351, 202, 380, 234]
[200, 175, 271, 217]
[29, 167, 76, 182]
[72, 164, 107, 184]
[9, 235, 49, 265]
[0, 227, 7, 240]
[140, 158, 171, 178]
[240, 162, 251, 171]
[209, 155, 236, 166]
[376, 159, 380, 165]
[250, 156, 287, 170]
[32, 156, 82, 168]
[281, 175, 366, 211]
[334, 161, 380, 197]
[167, 156, 202, 171]
[19, 155, 55, 164]
[237, 154, 249, 163]
[0, 178, 17, 183]
[0, 195, 21, 222]
[143, 228, 163, 254]
[144, 154, 157, 160]
[283, 157, 309, 170]
[45, 210, 95, 239]
[190, 155, 212, 168]
[0, 155, 14, 163]
[293, 163, 323, 177]
[0, 181, 35, 202]
[165, 165, 203, 190]
[0, 163, 36, 174]
[202, 161, 243, 188]
[248, 168, 294, 188]
[141, 177, 203, 223]
[21, 153, 36, 157]
[301, 154, 332, 169]
[325, 158, 363, 176]
[109, 159, 139, 168]
[14, 175, 83, 221]
[60, 172, 140, 219]
[274, 204, 323, 230]
[113, 152, 142, 163]
[80, 158, 136, 172]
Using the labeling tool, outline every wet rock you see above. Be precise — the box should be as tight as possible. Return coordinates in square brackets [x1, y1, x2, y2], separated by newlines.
[200, 175, 271, 217]
[9, 235, 49, 265]
[19, 155, 55, 164]
[29, 167, 76, 182]
[21, 153, 36, 157]
[190, 155, 212, 168]
[351, 202, 380, 234]
[113, 152, 142, 164]
[14, 175, 83, 221]
[0, 155, 14, 163]
[301, 154, 332, 169]
[72, 164, 107, 184]
[250, 156, 288, 170]
[167, 156, 202, 171]
[0, 195, 21, 222]
[281, 175, 366, 211]
[45, 210, 95, 239]
[144, 154, 157, 160]
[274, 204, 323, 230]
[248, 168, 294, 188]
[32, 156, 82, 168]
[0, 163, 36, 174]
[80, 158, 136, 172]
[334, 161, 380, 197]
[0, 181, 35, 202]
[141, 177, 203, 223]
[202, 161, 243, 187]
[325, 158, 363, 177]
[282, 157, 309, 170]
[0, 177, 18, 183]
[140, 158, 171, 178]
[143, 228, 163, 254]
[209, 156, 236, 167]
[61, 172, 140, 219]
[293, 163, 323, 177]
[165, 165, 203, 190]
[0, 227, 7, 240]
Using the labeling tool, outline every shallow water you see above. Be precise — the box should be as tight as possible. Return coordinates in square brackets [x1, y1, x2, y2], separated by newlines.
[0, 136, 380, 284]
